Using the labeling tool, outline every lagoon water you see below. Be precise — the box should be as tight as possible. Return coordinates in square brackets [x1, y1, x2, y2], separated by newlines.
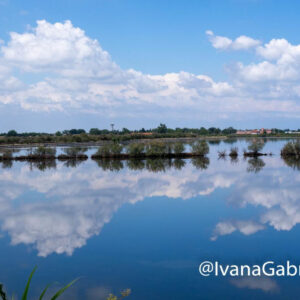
[1, 139, 300, 299]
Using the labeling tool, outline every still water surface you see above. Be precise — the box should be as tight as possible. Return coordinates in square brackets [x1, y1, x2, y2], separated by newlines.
[1, 139, 300, 299]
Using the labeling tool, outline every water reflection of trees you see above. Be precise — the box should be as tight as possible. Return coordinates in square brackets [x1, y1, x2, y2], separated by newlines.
[282, 156, 300, 170]
[95, 159, 124, 171]
[247, 158, 265, 173]
[230, 156, 239, 164]
[127, 159, 145, 170]
[63, 159, 85, 168]
[223, 138, 238, 144]
[145, 159, 169, 172]
[173, 158, 186, 170]
[28, 160, 57, 171]
[1, 160, 13, 169]
[95, 158, 193, 172]
[191, 157, 210, 170]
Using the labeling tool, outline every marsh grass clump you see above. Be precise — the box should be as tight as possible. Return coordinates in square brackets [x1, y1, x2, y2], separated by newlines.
[32, 146, 56, 158]
[60, 147, 88, 159]
[111, 143, 123, 155]
[126, 143, 145, 156]
[0, 150, 13, 160]
[173, 142, 185, 154]
[0, 267, 77, 300]
[145, 141, 168, 156]
[191, 140, 209, 156]
[95, 144, 111, 157]
[281, 141, 300, 157]
[244, 139, 265, 157]
[93, 143, 124, 158]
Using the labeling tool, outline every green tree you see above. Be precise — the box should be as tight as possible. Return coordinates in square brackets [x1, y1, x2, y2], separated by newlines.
[122, 128, 130, 134]
[191, 140, 209, 155]
[127, 143, 145, 156]
[145, 141, 167, 156]
[208, 127, 221, 135]
[173, 142, 185, 154]
[156, 123, 168, 134]
[222, 127, 237, 135]
[247, 140, 264, 154]
[199, 127, 208, 135]
[89, 128, 102, 135]
[7, 130, 18, 137]
[110, 143, 123, 155]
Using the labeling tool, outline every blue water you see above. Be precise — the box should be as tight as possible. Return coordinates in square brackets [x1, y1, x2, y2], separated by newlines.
[0, 139, 300, 299]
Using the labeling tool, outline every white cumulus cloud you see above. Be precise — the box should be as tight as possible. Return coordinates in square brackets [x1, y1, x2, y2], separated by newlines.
[206, 30, 261, 50]
[1, 21, 300, 125]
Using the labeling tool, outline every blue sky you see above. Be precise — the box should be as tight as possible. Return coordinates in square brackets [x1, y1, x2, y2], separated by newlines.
[0, 0, 300, 131]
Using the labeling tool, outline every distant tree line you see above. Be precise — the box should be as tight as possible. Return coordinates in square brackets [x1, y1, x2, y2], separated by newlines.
[0, 124, 299, 145]
[1, 124, 237, 136]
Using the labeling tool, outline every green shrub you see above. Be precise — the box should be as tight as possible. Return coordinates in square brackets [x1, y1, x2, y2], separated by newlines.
[247, 140, 264, 153]
[110, 143, 123, 155]
[33, 146, 56, 156]
[126, 143, 145, 156]
[0, 150, 13, 159]
[145, 141, 167, 156]
[281, 141, 300, 157]
[96, 144, 111, 156]
[191, 140, 209, 155]
[63, 147, 88, 157]
[94, 143, 123, 157]
[173, 142, 185, 154]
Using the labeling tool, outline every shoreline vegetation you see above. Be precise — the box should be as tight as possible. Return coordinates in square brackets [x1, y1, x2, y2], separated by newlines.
[0, 267, 130, 300]
[0, 140, 299, 163]
[1, 124, 300, 147]
[0, 140, 299, 173]
[0, 141, 211, 161]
